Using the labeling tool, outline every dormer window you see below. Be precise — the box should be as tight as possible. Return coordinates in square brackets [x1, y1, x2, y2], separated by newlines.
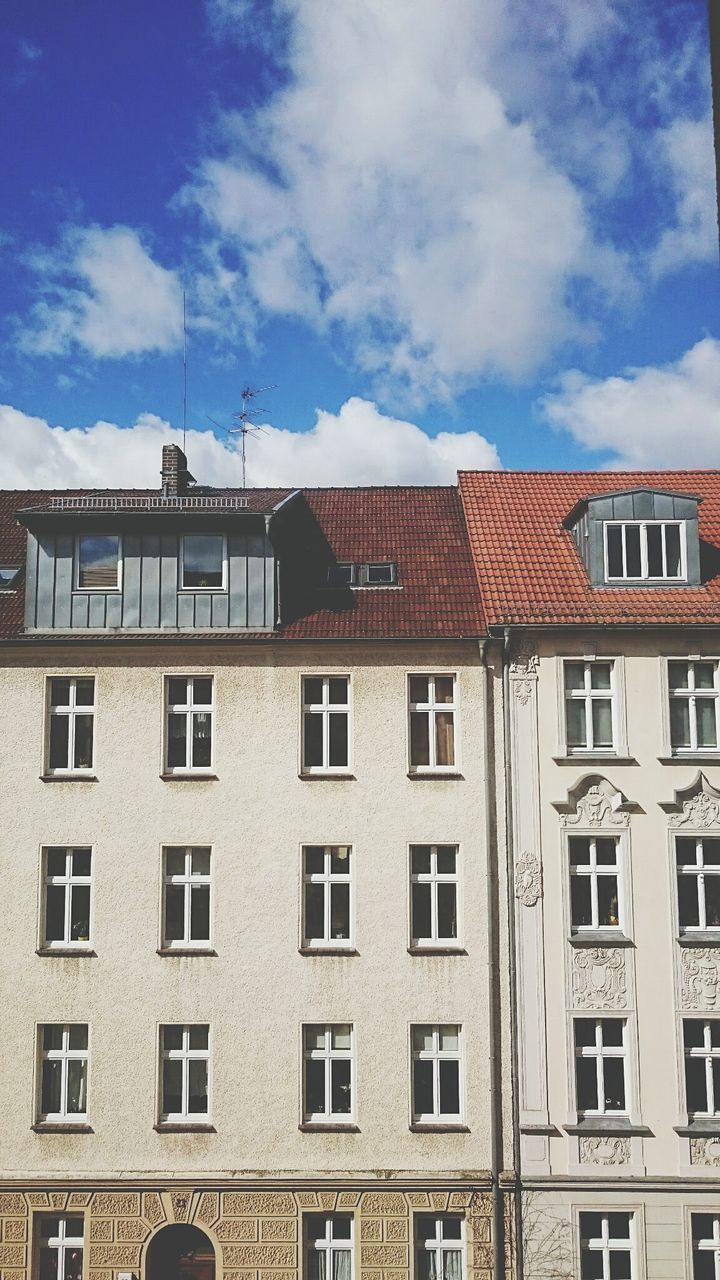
[365, 562, 396, 585]
[181, 535, 226, 590]
[0, 566, 20, 590]
[325, 562, 398, 587]
[327, 563, 356, 587]
[76, 535, 120, 590]
[604, 521, 686, 582]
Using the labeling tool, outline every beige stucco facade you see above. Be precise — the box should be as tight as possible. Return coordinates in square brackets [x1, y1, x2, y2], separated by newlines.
[509, 629, 720, 1278]
[0, 640, 513, 1280]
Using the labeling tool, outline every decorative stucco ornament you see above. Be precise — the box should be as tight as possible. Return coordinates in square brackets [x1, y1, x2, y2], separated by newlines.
[509, 648, 538, 705]
[681, 948, 720, 1010]
[670, 790, 720, 829]
[515, 852, 542, 906]
[572, 948, 627, 1009]
[579, 1135, 630, 1165]
[690, 1137, 720, 1166]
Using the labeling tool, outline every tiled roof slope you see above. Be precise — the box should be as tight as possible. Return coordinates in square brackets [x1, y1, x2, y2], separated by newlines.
[0, 486, 484, 641]
[458, 470, 720, 627]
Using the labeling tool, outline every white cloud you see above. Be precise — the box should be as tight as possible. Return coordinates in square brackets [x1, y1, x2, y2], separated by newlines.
[540, 337, 720, 467]
[19, 225, 183, 359]
[0, 396, 499, 489]
[650, 115, 717, 277]
[183, 0, 629, 395]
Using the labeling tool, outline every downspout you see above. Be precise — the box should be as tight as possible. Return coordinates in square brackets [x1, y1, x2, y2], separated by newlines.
[480, 637, 505, 1280]
[502, 626, 524, 1280]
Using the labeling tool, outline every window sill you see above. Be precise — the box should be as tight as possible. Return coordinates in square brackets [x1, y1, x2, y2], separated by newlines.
[407, 771, 464, 781]
[299, 1122, 360, 1133]
[658, 755, 720, 764]
[409, 1123, 470, 1133]
[678, 932, 720, 947]
[32, 1123, 93, 1134]
[298, 772, 356, 781]
[160, 772, 218, 782]
[565, 1119, 652, 1136]
[553, 755, 635, 765]
[154, 1122, 216, 1133]
[408, 945, 467, 956]
[40, 774, 98, 783]
[569, 932, 634, 948]
[675, 1121, 720, 1136]
[36, 947, 96, 958]
[299, 947, 359, 956]
[157, 947, 217, 957]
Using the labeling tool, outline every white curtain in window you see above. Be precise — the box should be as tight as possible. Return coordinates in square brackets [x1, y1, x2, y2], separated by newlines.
[333, 1249, 351, 1280]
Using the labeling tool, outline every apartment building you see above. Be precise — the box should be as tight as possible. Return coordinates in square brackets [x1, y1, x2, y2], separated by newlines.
[459, 471, 720, 1280]
[0, 448, 512, 1280]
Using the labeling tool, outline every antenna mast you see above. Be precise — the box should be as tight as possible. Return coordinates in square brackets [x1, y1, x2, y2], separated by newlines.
[228, 385, 276, 488]
[182, 291, 188, 453]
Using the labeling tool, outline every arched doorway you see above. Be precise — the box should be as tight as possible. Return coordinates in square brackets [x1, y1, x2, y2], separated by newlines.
[146, 1223, 216, 1280]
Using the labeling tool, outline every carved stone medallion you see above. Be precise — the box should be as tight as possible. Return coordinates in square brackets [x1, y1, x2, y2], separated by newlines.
[690, 1137, 720, 1166]
[515, 852, 542, 906]
[572, 948, 627, 1009]
[579, 1136, 630, 1165]
[681, 949, 720, 1010]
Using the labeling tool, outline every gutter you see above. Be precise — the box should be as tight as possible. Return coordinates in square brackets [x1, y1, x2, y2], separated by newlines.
[502, 625, 525, 1280]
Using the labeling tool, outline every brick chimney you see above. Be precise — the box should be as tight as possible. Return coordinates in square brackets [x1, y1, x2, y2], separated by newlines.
[161, 444, 195, 497]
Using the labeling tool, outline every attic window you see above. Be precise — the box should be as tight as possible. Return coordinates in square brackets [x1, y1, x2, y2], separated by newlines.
[181, 535, 226, 590]
[77, 536, 120, 590]
[326, 562, 398, 587]
[0, 566, 20, 590]
[366, 562, 396, 585]
[327, 563, 356, 587]
[604, 521, 686, 582]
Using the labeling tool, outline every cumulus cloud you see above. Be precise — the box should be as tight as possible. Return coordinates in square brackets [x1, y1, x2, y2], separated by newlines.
[540, 337, 720, 468]
[650, 115, 717, 277]
[18, 225, 183, 359]
[0, 397, 499, 489]
[182, 0, 629, 396]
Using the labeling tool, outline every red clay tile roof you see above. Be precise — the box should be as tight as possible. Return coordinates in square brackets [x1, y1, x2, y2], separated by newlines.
[0, 486, 484, 642]
[458, 470, 720, 627]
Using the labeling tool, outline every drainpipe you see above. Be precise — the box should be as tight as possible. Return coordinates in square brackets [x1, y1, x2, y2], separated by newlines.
[502, 627, 524, 1280]
[479, 638, 505, 1280]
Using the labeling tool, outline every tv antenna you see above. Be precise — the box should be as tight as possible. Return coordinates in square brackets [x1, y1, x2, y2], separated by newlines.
[228, 384, 276, 488]
[182, 290, 188, 453]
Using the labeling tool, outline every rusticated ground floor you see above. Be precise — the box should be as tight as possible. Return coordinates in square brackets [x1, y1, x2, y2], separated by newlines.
[0, 1182, 513, 1280]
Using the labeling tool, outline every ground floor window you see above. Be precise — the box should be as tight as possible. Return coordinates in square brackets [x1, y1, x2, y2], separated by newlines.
[415, 1215, 464, 1280]
[38, 1215, 84, 1280]
[304, 1214, 353, 1280]
[579, 1212, 634, 1279]
[692, 1213, 720, 1279]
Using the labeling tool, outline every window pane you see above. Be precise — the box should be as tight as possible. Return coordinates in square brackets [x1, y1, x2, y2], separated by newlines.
[591, 663, 612, 690]
[706, 877, 720, 928]
[188, 1059, 208, 1113]
[440, 1027, 459, 1052]
[305, 846, 325, 875]
[607, 1214, 630, 1238]
[190, 885, 210, 940]
[646, 523, 663, 577]
[49, 715, 69, 769]
[183, 535, 224, 588]
[78, 535, 119, 589]
[412, 883, 432, 939]
[75, 679, 94, 706]
[565, 662, 586, 692]
[192, 713, 212, 767]
[570, 877, 592, 928]
[330, 883, 350, 939]
[41, 1060, 62, 1114]
[684, 1020, 706, 1049]
[592, 699, 613, 748]
[410, 712, 430, 765]
[697, 698, 717, 748]
[435, 677, 455, 704]
[193, 677, 213, 706]
[73, 716, 93, 769]
[44, 1025, 63, 1050]
[167, 715, 187, 767]
[693, 1214, 715, 1240]
[413, 1025, 434, 1052]
[68, 1025, 88, 1049]
[412, 846, 432, 874]
[410, 676, 429, 704]
[438, 1059, 460, 1114]
[625, 524, 641, 576]
[333, 1216, 352, 1239]
[331, 1059, 351, 1113]
[713, 1058, 720, 1109]
[330, 845, 350, 873]
[192, 848, 211, 876]
[162, 1059, 183, 1114]
[606, 526, 623, 577]
[436, 847, 456, 874]
[166, 847, 186, 876]
[306, 1059, 326, 1114]
[69, 885, 91, 941]
[665, 523, 682, 577]
[437, 883, 458, 939]
[168, 677, 187, 705]
[603, 1058, 626, 1110]
[66, 1059, 87, 1114]
[597, 875, 619, 927]
[676, 836, 698, 866]
[305, 884, 325, 941]
[608, 1252, 632, 1280]
[692, 1253, 715, 1280]
[189, 1026, 208, 1049]
[165, 885, 185, 941]
[704, 840, 720, 866]
[72, 848, 91, 876]
[570, 838, 591, 866]
[328, 713, 348, 767]
[669, 661, 690, 690]
[413, 1059, 434, 1114]
[670, 699, 691, 748]
[574, 1019, 596, 1047]
[163, 1026, 182, 1050]
[304, 713, 324, 767]
[576, 1059, 598, 1111]
[51, 678, 71, 706]
[435, 712, 455, 766]
[304, 677, 323, 705]
[332, 1025, 351, 1050]
[580, 1254, 603, 1280]
[601, 1019, 623, 1046]
[696, 663, 716, 690]
[566, 700, 586, 748]
[596, 838, 617, 865]
[45, 885, 66, 942]
[47, 848, 67, 876]
[328, 677, 348, 705]
[305, 1026, 326, 1051]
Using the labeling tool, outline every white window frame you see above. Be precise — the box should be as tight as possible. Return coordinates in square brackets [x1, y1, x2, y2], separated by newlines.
[410, 1024, 463, 1125]
[36, 1023, 89, 1124]
[675, 834, 720, 935]
[567, 833, 623, 936]
[574, 1016, 629, 1118]
[301, 675, 352, 775]
[683, 1018, 720, 1118]
[578, 1211, 636, 1280]
[158, 1024, 211, 1124]
[161, 846, 213, 951]
[37, 1215, 85, 1280]
[414, 1216, 465, 1280]
[409, 845, 462, 949]
[164, 675, 215, 774]
[179, 534, 228, 592]
[302, 1023, 355, 1124]
[304, 1215, 354, 1280]
[45, 676, 95, 776]
[562, 658, 617, 754]
[363, 562, 397, 586]
[690, 1211, 720, 1280]
[75, 533, 122, 592]
[301, 845, 354, 951]
[604, 519, 687, 582]
[667, 658, 720, 755]
[40, 846, 93, 950]
[408, 673, 458, 774]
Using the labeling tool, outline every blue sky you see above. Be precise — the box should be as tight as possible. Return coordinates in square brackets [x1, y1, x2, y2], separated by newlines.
[0, 0, 718, 486]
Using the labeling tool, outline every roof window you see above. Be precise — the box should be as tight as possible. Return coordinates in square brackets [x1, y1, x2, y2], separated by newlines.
[0, 566, 20, 590]
[326, 562, 398, 588]
[604, 520, 686, 582]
